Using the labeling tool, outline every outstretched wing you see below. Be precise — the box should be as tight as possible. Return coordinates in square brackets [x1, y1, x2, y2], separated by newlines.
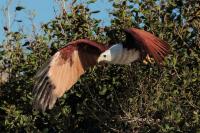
[32, 39, 107, 112]
[124, 28, 170, 63]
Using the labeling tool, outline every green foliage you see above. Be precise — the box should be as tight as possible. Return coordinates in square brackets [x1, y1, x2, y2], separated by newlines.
[0, 0, 200, 132]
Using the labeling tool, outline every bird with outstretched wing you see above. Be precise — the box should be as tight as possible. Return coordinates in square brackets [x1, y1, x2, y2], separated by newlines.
[32, 28, 170, 112]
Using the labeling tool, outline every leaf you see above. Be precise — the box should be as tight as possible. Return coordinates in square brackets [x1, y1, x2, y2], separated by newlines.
[122, 1, 126, 5]
[132, 8, 139, 12]
[3, 26, 8, 31]
[87, 0, 97, 4]
[99, 87, 107, 95]
[67, 13, 73, 18]
[22, 41, 30, 46]
[113, 3, 119, 8]
[16, 20, 22, 22]
[90, 10, 100, 14]
[15, 6, 25, 11]
[128, 5, 134, 9]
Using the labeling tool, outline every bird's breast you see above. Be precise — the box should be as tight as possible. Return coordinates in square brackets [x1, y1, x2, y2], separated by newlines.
[111, 48, 140, 64]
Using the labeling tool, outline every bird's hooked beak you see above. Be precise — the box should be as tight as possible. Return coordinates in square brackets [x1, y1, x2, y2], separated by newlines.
[97, 55, 107, 64]
[97, 57, 104, 64]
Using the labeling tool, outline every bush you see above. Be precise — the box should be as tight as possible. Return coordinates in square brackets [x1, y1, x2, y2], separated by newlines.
[0, 0, 199, 132]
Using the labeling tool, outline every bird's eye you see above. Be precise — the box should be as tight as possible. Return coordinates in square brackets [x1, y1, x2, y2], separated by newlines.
[103, 55, 106, 58]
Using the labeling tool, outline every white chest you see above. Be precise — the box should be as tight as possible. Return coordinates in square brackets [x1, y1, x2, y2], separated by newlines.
[110, 44, 140, 64]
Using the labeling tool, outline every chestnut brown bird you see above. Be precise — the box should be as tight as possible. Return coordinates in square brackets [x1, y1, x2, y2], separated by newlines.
[32, 28, 170, 112]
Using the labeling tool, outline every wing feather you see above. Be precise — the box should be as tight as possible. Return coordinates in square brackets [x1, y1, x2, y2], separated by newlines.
[124, 28, 170, 63]
[32, 39, 107, 112]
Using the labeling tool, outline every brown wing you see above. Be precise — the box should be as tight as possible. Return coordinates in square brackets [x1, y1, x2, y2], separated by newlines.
[124, 28, 170, 64]
[32, 39, 107, 112]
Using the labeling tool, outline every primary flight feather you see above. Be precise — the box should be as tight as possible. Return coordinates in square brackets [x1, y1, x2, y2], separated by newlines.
[32, 28, 170, 112]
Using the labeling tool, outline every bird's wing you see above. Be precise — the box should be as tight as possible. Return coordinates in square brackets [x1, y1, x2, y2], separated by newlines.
[124, 28, 170, 64]
[32, 39, 107, 112]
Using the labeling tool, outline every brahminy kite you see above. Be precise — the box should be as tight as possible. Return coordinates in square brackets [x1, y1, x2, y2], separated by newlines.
[32, 28, 170, 112]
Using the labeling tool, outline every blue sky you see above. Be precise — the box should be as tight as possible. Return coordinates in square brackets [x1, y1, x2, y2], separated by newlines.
[0, 0, 112, 42]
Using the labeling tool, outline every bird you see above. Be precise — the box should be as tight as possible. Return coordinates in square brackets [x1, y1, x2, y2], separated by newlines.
[32, 28, 170, 112]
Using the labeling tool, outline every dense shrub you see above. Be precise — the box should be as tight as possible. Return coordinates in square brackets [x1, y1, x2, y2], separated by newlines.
[0, 0, 199, 132]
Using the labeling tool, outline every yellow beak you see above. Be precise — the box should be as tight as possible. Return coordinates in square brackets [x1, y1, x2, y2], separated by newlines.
[97, 57, 102, 63]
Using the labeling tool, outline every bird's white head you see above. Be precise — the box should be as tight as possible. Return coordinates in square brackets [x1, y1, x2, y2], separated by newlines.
[97, 44, 123, 63]
[97, 49, 112, 63]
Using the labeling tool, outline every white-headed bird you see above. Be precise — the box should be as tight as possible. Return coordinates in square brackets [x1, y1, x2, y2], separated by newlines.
[32, 28, 170, 112]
